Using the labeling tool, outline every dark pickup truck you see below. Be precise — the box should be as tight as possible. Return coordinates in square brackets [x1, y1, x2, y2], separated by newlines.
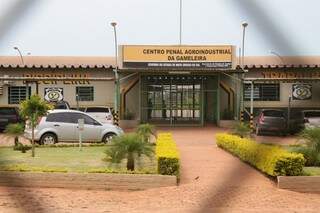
[0, 107, 20, 132]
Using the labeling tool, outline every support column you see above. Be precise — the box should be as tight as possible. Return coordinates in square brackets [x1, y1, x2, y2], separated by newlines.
[217, 74, 221, 125]
[249, 81, 254, 131]
[36, 82, 39, 95]
[201, 77, 204, 126]
[25, 81, 29, 100]
[239, 73, 244, 123]
[235, 73, 241, 121]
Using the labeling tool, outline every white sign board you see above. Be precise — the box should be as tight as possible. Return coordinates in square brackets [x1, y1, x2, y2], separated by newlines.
[78, 119, 84, 131]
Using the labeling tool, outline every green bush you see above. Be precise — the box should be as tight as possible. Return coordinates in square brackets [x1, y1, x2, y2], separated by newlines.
[4, 123, 28, 153]
[292, 146, 320, 167]
[4, 123, 24, 135]
[216, 133, 305, 176]
[299, 128, 320, 152]
[155, 133, 180, 177]
[232, 122, 251, 138]
[291, 128, 320, 166]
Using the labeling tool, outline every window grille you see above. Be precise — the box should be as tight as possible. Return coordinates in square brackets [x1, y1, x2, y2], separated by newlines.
[76, 87, 94, 101]
[8, 86, 31, 104]
[244, 84, 280, 101]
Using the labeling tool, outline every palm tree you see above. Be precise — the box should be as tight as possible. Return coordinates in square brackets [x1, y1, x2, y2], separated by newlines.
[20, 94, 52, 157]
[136, 123, 156, 143]
[105, 133, 154, 171]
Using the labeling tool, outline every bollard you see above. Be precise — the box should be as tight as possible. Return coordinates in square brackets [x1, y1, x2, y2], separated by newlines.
[113, 111, 119, 126]
[249, 113, 254, 132]
[240, 111, 244, 123]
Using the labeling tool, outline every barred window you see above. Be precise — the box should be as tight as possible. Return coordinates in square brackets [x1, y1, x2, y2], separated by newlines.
[244, 84, 280, 101]
[8, 86, 31, 104]
[76, 87, 94, 101]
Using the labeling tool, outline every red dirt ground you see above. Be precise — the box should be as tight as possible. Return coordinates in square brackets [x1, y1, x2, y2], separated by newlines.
[0, 127, 319, 213]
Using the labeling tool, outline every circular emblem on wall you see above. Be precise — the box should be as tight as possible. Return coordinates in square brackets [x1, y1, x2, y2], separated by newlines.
[44, 88, 63, 102]
[292, 84, 312, 100]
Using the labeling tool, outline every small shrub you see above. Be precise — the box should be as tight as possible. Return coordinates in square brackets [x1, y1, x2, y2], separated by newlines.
[292, 146, 320, 166]
[293, 128, 320, 166]
[104, 133, 154, 171]
[232, 122, 251, 138]
[299, 127, 320, 153]
[4, 123, 28, 153]
[4, 123, 24, 135]
[216, 133, 305, 176]
[155, 133, 180, 177]
[136, 123, 155, 143]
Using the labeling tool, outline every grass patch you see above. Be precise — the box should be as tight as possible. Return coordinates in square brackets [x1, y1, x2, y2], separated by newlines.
[303, 167, 320, 176]
[0, 146, 156, 174]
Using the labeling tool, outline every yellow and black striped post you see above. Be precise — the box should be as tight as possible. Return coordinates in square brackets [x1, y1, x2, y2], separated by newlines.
[113, 111, 119, 126]
[240, 111, 244, 123]
[249, 113, 254, 132]
[111, 109, 119, 126]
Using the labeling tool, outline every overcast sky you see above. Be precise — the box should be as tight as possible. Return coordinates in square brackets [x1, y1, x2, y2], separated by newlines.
[0, 0, 319, 56]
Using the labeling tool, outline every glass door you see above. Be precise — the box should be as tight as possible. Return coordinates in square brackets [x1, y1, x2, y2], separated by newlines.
[171, 83, 201, 125]
[141, 75, 203, 126]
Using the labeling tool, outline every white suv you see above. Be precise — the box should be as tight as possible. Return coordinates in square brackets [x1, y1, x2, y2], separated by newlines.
[24, 110, 123, 145]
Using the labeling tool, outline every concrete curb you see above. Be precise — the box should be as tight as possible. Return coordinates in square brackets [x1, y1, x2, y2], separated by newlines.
[0, 171, 177, 191]
[277, 176, 320, 192]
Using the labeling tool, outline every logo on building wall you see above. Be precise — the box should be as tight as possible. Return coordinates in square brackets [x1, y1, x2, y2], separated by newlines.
[292, 84, 312, 100]
[44, 88, 64, 102]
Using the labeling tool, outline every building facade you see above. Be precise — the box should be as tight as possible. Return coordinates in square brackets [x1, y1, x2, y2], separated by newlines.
[0, 56, 116, 109]
[1, 51, 320, 126]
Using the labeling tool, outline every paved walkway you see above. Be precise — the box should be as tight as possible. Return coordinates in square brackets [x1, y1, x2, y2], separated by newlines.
[0, 127, 320, 212]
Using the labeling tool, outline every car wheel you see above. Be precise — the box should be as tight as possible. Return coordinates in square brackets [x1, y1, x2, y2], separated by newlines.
[40, 133, 57, 145]
[102, 132, 116, 143]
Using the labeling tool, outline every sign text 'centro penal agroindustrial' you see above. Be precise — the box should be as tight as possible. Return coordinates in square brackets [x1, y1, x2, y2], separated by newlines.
[120, 45, 236, 69]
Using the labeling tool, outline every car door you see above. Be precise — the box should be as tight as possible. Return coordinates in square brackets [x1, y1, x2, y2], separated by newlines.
[46, 112, 77, 141]
[70, 112, 102, 142]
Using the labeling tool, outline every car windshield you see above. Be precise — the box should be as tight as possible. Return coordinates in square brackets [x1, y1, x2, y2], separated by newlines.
[0, 108, 16, 114]
[86, 107, 109, 113]
[304, 111, 320, 118]
[263, 110, 284, 117]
